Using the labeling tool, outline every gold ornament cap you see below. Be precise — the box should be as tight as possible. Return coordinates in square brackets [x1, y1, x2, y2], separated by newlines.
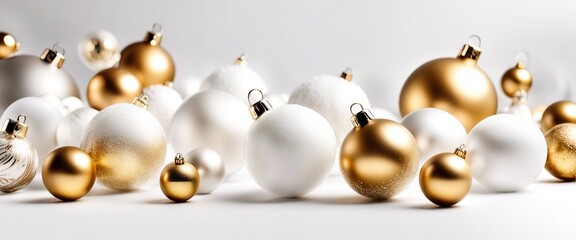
[175, 153, 185, 165]
[454, 144, 467, 159]
[40, 44, 66, 68]
[457, 35, 482, 62]
[235, 53, 248, 66]
[350, 103, 374, 128]
[143, 23, 163, 46]
[0, 32, 21, 57]
[248, 89, 273, 120]
[340, 68, 353, 81]
[132, 94, 149, 110]
[2, 115, 28, 138]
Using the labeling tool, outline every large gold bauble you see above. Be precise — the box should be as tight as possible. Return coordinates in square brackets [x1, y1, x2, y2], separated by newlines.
[42, 146, 96, 201]
[501, 62, 533, 98]
[0, 32, 20, 59]
[340, 104, 419, 200]
[399, 42, 497, 132]
[160, 153, 199, 202]
[87, 67, 142, 110]
[419, 145, 471, 207]
[544, 123, 576, 181]
[541, 101, 576, 133]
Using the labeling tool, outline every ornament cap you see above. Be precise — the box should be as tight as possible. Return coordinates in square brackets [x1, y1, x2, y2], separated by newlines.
[143, 23, 163, 46]
[2, 115, 28, 138]
[40, 44, 66, 68]
[132, 95, 149, 110]
[457, 35, 482, 62]
[340, 68, 353, 81]
[454, 144, 467, 159]
[235, 53, 248, 66]
[175, 153, 185, 165]
[350, 103, 374, 128]
[248, 89, 273, 120]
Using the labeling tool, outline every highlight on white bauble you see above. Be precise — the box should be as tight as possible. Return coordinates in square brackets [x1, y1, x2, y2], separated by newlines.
[56, 107, 99, 147]
[173, 75, 203, 99]
[143, 84, 183, 133]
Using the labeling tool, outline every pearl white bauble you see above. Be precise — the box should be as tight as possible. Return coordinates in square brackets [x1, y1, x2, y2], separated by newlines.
[264, 92, 289, 107]
[246, 104, 337, 197]
[200, 65, 267, 104]
[289, 75, 371, 144]
[185, 147, 225, 194]
[1, 97, 62, 162]
[401, 108, 467, 162]
[174, 75, 203, 99]
[56, 107, 99, 147]
[143, 84, 183, 133]
[169, 90, 252, 176]
[372, 107, 400, 121]
[466, 114, 547, 192]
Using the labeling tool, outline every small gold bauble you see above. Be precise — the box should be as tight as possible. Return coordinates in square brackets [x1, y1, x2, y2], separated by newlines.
[544, 123, 576, 181]
[0, 32, 20, 59]
[501, 62, 532, 98]
[42, 146, 96, 201]
[419, 145, 471, 207]
[160, 153, 200, 202]
[541, 101, 576, 133]
[87, 67, 143, 110]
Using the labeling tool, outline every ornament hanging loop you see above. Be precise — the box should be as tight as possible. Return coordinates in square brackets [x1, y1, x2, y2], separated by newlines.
[468, 35, 481, 48]
[40, 43, 66, 68]
[513, 51, 530, 68]
[349, 103, 374, 128]
[340, 68, 353, 81]
[458, 35, 482, 61]
[52, 43, 66, 55]
[235, 53, 248, 66]
[17, 114, 26, 123]
[248, 89, 272, 120]
[151, 23, 164, 35]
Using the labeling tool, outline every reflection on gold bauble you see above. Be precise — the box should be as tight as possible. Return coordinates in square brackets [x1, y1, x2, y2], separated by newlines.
[87, 67, 142, 110]
[501, 62, 532, 98]
[42, 146, 95, 201]
[544, 123, 576, 181]
[340, 104, 419, 200]
[0, 32, 20, 59]
[419, 145, 471, 207]
[399, 38, 497, 131]
[160, 153, 199, 202]
[541, 101, 576, 133]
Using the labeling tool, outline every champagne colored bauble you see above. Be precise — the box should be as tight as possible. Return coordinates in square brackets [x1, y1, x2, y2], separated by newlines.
[466, 114, 547, 192]
[42, 146, 95, 201]
[0, 115, 38, 193]
[143, 84, 183, 133]
[544, 123, 576, 181]
[160, 153, 199, 202]
[340, 104, 419, 200]
[56, 107, 99, 147]
[118, 24, 175, 87]
[169, 90, 252, 176]
[184, 147, 225, 194]
[1, 97, 62, 162]
[541, 101, 576, 133]
[200, 54, 267, 104]
[400, 108, 467, 162]
[0, 46, 80, 113]
[289, 69, 371, 144]
[0, 32, 20, 59]
[78, 30, 120, 71]
[87, 67, 143, 111]
[419, 145, 471, 207]
[246, 92, 336, 197]
[399, 37, 497, 131]
[80, 96, 167, 191]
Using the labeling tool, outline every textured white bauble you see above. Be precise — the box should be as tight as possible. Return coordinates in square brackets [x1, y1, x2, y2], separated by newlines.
[466, 114, 547, 192]
[143, 84, 183, 133]
[400, 108, 467, 162]
[174, 75, 203, 99]
[200, 65, 267, 104]
[185, 147, 225, 194]
[264, 92, 289, 107]
[169, 90, 252, 176]
[372, 107, 400, 122]
[289, 74, 371, 144]
[246, 104, 337, 197]
[1, 97, 62, 162]
[56, 107, 99, 147]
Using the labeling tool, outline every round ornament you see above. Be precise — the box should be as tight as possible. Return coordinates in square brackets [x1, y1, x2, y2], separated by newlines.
[340, 104, 420, 200]
[87, 67, 143, 111]
[399, 36, 497, 131]
[80, 95, 167, 191]
[42, 146, 95, 201]
[78, 30, 120, 71]
[184, 147, 225, 194]
[501, 61, 532, 98]
[160, 153, 200, 202]
[143, 83, 183, 133]
[246, 90, 336, 197]
[0, 115, 38, 193]
[0, 31, 20, 59]
[60, 96, 84, 115]
[544, 123, 576, 181]
[56, 107, 99, 147]
[264, 92, 289, 107]
[173, 75, 202, 99]
[541, 100, 576, 133]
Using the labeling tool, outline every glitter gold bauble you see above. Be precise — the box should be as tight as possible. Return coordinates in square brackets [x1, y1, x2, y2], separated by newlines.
[340, 103, 419, 200]
[501, 62, 533, 98]
[399, 36, 497, 131]
[87, 67, 142, 111]
[160, 153, 199, 202]
[0, 32, 20, 59]
[544, 123, 576, 181]
[42, 146, 95, 201]
[541, 101, 576, 133]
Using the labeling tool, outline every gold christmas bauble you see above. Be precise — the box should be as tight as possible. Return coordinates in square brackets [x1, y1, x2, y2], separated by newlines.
[541, 101, 576, 133]
[0, 32, 20, 59]
[42, 146, 96, 201]
[340, 104, 419, 200]
[399, 38, 497, 131]
[544, 123, 576, 181]
[118, 24, 175, 87]
[87, 67, 142, 110]
[501, 62, 532, 98]
[419, 145, 471, 207]
[160, 153, 200, 202]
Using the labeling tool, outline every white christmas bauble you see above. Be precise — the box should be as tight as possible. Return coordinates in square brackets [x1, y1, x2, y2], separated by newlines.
[56, 107, 99, 147]
[505, 104, 533, 120]
[246, 104, 336, 197]
[143, 84, 183, 133]
[1, 97, 62, 163]
[200, 65, 267, 104]
[174, 75, 202, 99]
[264, 92, 289, 107]
[169, 90, 252, 176]
[466, 114, 547, 192]
[60, 96, 84, 115]
[289, 74, 371, 144]
[42, 95, 67, 116]
[400, 108, 467, 162]
[372, 107, 400, 122]
[184, 147, 225, 194]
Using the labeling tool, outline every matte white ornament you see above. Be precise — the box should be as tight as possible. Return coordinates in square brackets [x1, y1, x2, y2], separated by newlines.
[60, 96, 84, 115]
[174, 75, 202, 99]
[56, 107, 99, 147]
[143, 84, 183, 133]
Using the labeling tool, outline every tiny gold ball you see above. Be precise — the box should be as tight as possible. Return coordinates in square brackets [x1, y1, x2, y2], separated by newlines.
[501, 64, 532, 98]
[419, 152, 471, 207]
[160, 162, 200, 202]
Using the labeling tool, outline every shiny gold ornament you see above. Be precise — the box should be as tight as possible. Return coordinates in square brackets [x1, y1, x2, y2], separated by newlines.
[118, 24, 175, 87]
[544, 123, 576, 181]
[42, 146, 96, 201]
[160, 153, 200, 202]
[399, 36, 497, 131]
[0, 32, 20, 59]
[419, 145, 471, 207]
[501, 62, 532, 98]
[87, 67, 142, 110]
[541, 101, 576, 133]
[340, 103, 419, 200]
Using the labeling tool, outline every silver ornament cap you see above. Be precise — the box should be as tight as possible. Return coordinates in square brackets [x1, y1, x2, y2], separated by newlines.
[40, 44, 66, 68]
[349, 103, 374, 128]
[2, 115, 28, 138]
